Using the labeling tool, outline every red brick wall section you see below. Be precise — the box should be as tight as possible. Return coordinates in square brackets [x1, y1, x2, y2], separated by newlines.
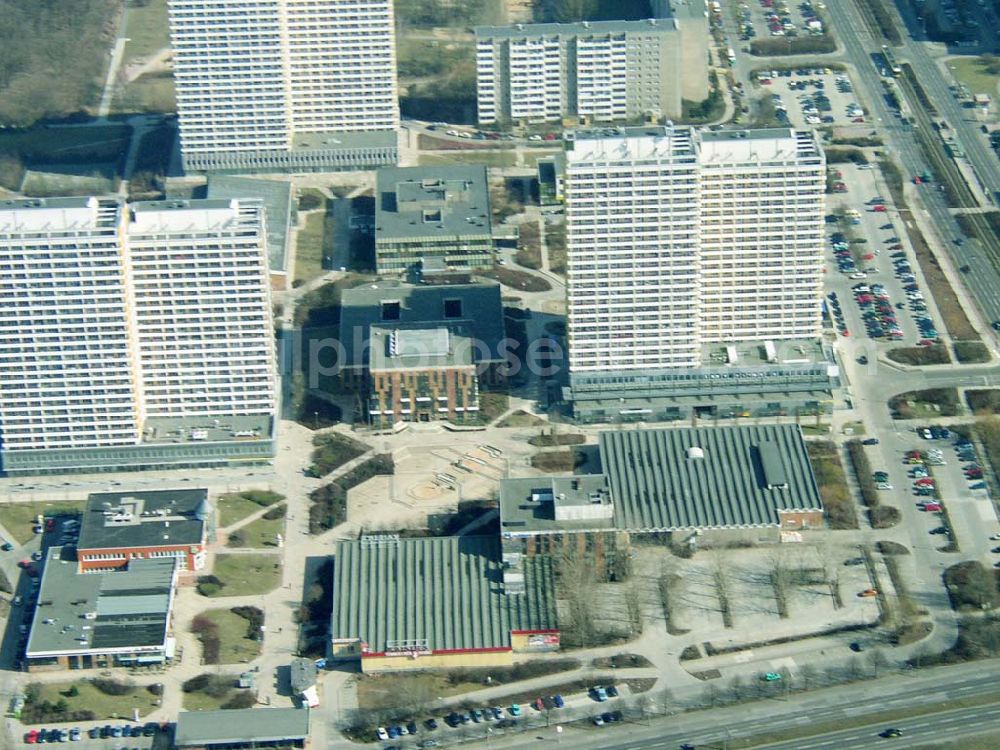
[79, 544, 201, 571]
[778, 510, 825, 529]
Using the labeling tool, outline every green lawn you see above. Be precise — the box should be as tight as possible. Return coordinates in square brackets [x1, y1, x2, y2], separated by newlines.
[0, 501, 83, 545]
[204, 554, 281, 597]
[948, 57, 1000, 98]
[122, 0, 170, 62]
[24, 680, 157, 723]
[216, 490, 283, 529]
[199, 609, 263, 664]
[118, 73, 176, 115]
[227, 510, 285, 549]
[294, 210, 329, 284]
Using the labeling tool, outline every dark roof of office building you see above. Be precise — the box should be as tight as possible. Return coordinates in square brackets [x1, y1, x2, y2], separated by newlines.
[331, 535, 556, 654]
[338, 281, 505, 368]
[207, 175, 292, 274]
[26, 552, 176, 657]
[599, 425, 822, 531]
[174, 708, 310, 747]
[78, 488, 208, 552]
[375, 165, 492, 241]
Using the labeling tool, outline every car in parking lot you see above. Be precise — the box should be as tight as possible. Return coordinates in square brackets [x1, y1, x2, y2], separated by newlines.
[509, 704, 522, 716]
[591, 686, 609, 702]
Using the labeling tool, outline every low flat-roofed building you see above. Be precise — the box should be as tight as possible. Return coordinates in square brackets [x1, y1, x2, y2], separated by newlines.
[600, 424, 824, 538]
[375, 166, 494, 275]
[77, 489, 210, 573]
[499, 475, 627, 578]
[25, 551, 177, 671]
[570, 338, 837, 424]
[331, 535, 558, 672]
[174, 708, 310, 749]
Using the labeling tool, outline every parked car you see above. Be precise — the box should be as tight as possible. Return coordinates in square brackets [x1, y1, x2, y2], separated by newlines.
[552, 694, 565, 708]
[376, 727, 389, 741]
[591, 686, 609, 702]
[862, 438, 880, 445]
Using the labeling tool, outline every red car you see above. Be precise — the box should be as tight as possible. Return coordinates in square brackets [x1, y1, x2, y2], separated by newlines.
[922, 503, 942, 512]
[915, 478, 935, 487]
[533, 697, 545, 711]
[25, 730, 39, 744]
[872, 205, 888, 212]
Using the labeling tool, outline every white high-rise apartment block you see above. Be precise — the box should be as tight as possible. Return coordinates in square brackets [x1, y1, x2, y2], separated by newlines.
[0, 198, 142, 453]
[0, 197, 277, 475]
[697, 130, 825, 342]
[565, 126, 825, 377]
[475, 19, 682, 125]
[168, 0, 399, 173]
[565, 128, 701, 373]
[127, 201, 277, 418]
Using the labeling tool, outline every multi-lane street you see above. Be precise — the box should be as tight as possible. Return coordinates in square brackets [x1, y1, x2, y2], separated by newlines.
[824, 0, 1000, 327]
[477, 661, 1000, 750]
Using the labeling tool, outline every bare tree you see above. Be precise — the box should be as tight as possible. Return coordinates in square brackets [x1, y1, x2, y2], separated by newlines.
[727, 675, 747, 703]
[557, 544, 598, 648]
[712, 551, 734, 628]
[799, 662, 819, 690]
[703, 682, 722, 708]
[867, 648, 890, 678]
[623, 580, 643, 636]
[768, 548, 792, 619]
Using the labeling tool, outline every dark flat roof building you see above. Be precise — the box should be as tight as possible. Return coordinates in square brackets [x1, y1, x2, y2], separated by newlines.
[25, 550, 177, 671]
[77, 489, 210, 572]
[174, 708, 310, 749]
[338, 281, 506, 370]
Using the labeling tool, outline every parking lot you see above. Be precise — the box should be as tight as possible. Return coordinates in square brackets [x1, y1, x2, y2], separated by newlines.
[822, 162, 948, 352]
[754, 67, 863, 128]
[732, 0, 826, 43]
[19, 724, 161, 748]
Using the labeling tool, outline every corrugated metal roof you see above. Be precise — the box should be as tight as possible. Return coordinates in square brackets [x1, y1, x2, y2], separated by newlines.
[600, 425, 822, 531]
[332, 536, 557, 653]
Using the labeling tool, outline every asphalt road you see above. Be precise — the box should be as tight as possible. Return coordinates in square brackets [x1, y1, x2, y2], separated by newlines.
[824, 0, 1000, 325]
[472, 662, 1000, 750]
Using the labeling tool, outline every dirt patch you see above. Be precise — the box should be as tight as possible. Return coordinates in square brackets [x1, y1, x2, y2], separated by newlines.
[689, 669, 723, 681]
[591, 654, 654, 669]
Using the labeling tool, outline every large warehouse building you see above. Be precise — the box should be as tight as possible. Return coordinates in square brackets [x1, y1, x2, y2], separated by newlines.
[330, 535, 557, 672]
[500, 424, 824, 549]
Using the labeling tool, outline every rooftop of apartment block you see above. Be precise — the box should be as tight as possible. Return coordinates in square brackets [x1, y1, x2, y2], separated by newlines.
[475, 17, 678, 38]
[207, 175, 292, 273]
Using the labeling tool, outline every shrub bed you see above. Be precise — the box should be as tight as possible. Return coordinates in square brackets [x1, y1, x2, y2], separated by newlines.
[309, 453, 395, 533]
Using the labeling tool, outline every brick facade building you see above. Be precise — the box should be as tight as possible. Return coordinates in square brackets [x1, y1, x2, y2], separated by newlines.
[77, 489, 210, 573]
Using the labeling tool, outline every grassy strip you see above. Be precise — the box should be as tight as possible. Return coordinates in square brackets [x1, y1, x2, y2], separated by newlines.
[807, 441, 859, 529]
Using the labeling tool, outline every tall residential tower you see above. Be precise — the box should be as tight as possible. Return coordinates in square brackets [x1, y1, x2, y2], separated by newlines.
[564, 126, 834, 423]
[168, 0, 399, 173]
[0, 197, 277, 475]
